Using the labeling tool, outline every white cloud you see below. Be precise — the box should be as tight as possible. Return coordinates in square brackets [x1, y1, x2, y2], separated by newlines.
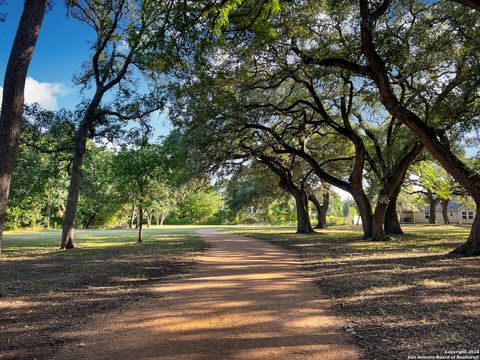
[0, 77, 69, 110]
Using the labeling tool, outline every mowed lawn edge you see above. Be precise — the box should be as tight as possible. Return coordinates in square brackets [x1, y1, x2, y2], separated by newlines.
[0, 226, 208, 360]
[228, 225, 480, 360]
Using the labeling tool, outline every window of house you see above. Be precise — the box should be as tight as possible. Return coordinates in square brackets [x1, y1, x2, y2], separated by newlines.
[449, 211, 454, 217]
[462, 211, 468, 220]
[425, 211, 430, 219]
[469, 211, 474, 220]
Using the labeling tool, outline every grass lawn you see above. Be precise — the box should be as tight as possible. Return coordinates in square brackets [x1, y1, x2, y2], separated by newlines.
[0, 226, 209, 360]
[230, 224, 480, 360]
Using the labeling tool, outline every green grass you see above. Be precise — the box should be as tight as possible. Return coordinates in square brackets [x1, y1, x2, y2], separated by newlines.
[1, 225, 228, 258]
[228, 224, 471, 258]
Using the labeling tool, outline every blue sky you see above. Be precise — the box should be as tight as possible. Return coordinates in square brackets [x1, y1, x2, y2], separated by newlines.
[0, 1, 171, 135]
[0, 1, 90, 109]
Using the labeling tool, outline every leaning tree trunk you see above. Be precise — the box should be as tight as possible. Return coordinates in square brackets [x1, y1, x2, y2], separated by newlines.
[309, 193, 329, 229]
[385, 185, 403, 235]
[60, 89, 102, 250]
[61, 136, 88, 249]
[441, 199, 450, 224]
[85, 213, 96, 229]
[0, 0, 48, 254]
[137, 198, 144, 243]
[293, 190, 314, 234]
[351, 190, 373, 239]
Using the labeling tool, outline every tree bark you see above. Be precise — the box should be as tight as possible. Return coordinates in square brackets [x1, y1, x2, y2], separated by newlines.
[60, 111, 98, 249]
[293, 190, 314, 233]
[309, 192, 329, 229]
[427, 191, 438, 224]
[385, 184, 403, 235]
[452, 207, 480, 255]
[0, 0, 48, 254]
[371, 197, 390, 241]
[137, 199, 144, 243]
[441, 198, 450, 224]
[352, 190, 373, 239]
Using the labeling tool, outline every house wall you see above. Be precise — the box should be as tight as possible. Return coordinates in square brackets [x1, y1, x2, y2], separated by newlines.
[406, 209, 476, 224]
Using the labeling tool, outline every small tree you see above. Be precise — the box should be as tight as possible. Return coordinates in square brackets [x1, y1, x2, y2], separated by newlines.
[112, 144, 165, 243]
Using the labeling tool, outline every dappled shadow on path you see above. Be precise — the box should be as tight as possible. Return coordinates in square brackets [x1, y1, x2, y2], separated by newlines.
[0, 234, 203, 360]
[54, 231, 359, 360]
[243, 227, 480, 360]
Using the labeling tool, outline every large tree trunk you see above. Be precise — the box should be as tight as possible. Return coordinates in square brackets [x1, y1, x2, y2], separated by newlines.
[293, 190, 314, 234]
[146, 211, 152, 227]
[60, 87, 103, 249]
[351, 190, 373, 239]
[309, 193, 329, 229]
[61, 119, 93, 249]
[0, 0, 48, 254]
[441, 199, 450, 224]
[371, 197, 391, 241]
[137, 199, 144, 243]
[385, 184, 403, 235]
[452, 207, 480, 255]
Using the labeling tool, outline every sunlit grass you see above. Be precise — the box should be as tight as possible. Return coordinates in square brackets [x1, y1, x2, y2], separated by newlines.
[228, 224, 471, 258]
[2, 226, 225, 258]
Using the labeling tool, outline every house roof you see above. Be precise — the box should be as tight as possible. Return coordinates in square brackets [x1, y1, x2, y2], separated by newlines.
[424, 202, 464, 211]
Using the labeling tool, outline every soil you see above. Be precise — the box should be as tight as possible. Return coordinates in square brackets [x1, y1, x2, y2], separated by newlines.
[54, 230, 360, 360]
[240, 226, 480, 360]
[0, 235, 203, 360]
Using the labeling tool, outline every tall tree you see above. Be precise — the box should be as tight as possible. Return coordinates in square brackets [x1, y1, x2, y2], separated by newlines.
[60, 0, 165, 249]
[357, 0, 480, 253]
[0, 0, 48, 253]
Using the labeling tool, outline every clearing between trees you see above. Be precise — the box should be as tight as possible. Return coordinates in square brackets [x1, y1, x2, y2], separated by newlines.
[1, 225, 479, 359]
[54, 230, 359, 360]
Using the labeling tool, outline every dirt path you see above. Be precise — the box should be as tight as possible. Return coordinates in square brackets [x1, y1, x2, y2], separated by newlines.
[55, 230, 360, 360]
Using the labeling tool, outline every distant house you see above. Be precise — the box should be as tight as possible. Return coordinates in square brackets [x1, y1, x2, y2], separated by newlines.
[399, 202, 476, 224]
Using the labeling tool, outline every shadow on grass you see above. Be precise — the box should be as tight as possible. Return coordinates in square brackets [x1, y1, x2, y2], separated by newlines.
[232, 225, 480, 360]
[0, 231, 204, 360]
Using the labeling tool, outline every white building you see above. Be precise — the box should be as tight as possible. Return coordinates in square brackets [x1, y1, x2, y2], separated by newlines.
[399, 202, 476, 224]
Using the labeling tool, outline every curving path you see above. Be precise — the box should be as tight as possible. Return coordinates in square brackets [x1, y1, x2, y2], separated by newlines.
[55, 230, 360, 360]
